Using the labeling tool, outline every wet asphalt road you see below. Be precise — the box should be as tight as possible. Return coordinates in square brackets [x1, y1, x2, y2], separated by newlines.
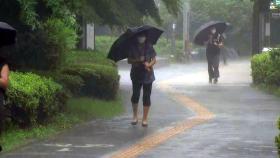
[1, 60, 279, 158]
[141, 60, 279, 158]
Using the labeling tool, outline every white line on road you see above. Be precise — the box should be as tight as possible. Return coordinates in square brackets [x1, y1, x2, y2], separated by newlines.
[57, 148, 71, 152]
[43, 143, 115, 152]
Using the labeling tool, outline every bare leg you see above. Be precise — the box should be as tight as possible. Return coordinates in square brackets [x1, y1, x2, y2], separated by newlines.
[142, 106, 150, 127]
[131, 104, 139, 125]
[142, 83, 152, 127]
[131, 82, 141, 125]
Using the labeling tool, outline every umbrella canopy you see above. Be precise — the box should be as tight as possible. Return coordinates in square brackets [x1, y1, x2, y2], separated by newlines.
[0, 22, 17, 47]
[193, 21, 229, 46]
[107, 25, 163, 62]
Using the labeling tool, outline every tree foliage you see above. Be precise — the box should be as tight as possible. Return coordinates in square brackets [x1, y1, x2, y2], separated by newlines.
[0, 0, 181, 70]
[76, 0, 181, 27]
[0, 0, 181, 28]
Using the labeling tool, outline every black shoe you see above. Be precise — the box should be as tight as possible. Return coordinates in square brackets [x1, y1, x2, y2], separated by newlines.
[0, 145, 2, 152]
[214, 78, 218, 84]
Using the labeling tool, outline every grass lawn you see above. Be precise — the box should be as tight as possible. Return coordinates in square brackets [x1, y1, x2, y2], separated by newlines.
[0, 96, 123, 152]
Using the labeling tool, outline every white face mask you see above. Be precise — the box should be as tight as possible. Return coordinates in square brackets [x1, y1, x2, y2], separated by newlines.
[137, 36, 146, 44]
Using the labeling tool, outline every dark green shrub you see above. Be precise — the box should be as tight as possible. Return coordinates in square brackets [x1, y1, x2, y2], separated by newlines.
[95, 36, 116, 53]
[268, 49, 280, 86]
[6, 72, 66, 124]
[60, 64, 119, 99]
[251, 52, 271, 84]
[7, 30, 55, 70]
[51, 73, 85, 96]
[62, 50, 119, 99]
[43, 18, 77, 54]
[251, 49, 280, 86]
[5, 18, 77, 71]
[80, 64, 119, 99]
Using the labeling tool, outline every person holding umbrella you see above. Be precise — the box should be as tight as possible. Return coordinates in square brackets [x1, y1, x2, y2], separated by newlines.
[0, 22, 15, 152]
[128, 32, 157, 127]
[108, 25, 163, 127]
[193, 21, 229, 84]
[206, 27, 223, 84]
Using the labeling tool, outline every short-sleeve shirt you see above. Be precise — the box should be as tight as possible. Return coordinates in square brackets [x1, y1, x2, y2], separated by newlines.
[130, 44, 156, 84]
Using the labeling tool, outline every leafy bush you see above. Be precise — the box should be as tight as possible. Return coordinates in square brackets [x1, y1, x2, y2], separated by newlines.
[60, 50, 119, 99]
[276, 117, 280, 157]
[51, 74, 85, 96]
[251, 49, 280, 86]
[43, 18, 77, 53]
[60, 64, 119, 99]
[269, 49, 280, 85]
[6, 72, 66, 124]
[251, 52, 271, 84]
[79, 64, 119, 99]
[5, 18, 77, 71]
[42, 18, 77, 69]
[59, 65, 99, 94]
[7, 30, 54, 70]
[95, 36, 116, 53]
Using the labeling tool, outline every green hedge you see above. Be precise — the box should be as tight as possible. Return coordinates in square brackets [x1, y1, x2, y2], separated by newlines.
[81, 63, 119, 99]
[251, 48, 280, 86]
[59, 63, 119, 99]
[59, 50, 119, 99]
[6, 72, 67, 124]
[276, 117, 280, 157]
[95, 36, 116, 53]
[50, 73, 85, 96]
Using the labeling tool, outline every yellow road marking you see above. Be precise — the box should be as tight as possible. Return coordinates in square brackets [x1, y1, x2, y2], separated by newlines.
[110, 83, 215, 158]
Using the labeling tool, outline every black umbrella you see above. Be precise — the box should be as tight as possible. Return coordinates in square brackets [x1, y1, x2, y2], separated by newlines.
[107, 25, 163, 62]
[0, 22, 17, 47]
[193, 21, 230, 46]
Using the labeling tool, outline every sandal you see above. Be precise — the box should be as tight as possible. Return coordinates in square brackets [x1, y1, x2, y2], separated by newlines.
[131, 119, 138, 125]
[142, 121, 148, 127]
